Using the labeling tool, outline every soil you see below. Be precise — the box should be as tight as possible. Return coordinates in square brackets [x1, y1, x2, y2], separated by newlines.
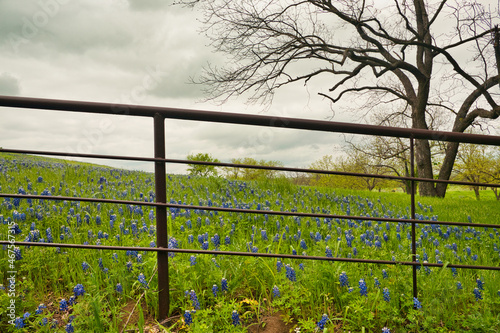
[246, 312, 296, 333]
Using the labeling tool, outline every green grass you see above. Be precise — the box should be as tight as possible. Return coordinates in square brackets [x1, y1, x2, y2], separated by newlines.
[0, 153, 499, 332]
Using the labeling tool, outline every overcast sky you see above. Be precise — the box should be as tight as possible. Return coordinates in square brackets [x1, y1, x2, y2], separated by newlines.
[0, 1, 498, 174]
[0, 0, 353, 173]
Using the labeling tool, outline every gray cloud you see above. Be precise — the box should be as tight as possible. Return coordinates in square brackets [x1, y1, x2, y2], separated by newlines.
[128, 0, 172, 11]
[0, 0, 347, 175]
[0, 73, 20, 95]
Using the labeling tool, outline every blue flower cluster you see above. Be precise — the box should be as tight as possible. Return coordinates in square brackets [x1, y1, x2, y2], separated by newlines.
[316, 313, 328, 330]
[359, 279, 367, 297]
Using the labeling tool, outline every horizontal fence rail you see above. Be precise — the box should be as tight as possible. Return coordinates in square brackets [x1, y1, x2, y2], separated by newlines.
[1, 94, 500, 322]
[1, 147, 499, 189]
[2, 95, 500, 145]
[1, 241, 499, 272]
[0, 192, 499, 229]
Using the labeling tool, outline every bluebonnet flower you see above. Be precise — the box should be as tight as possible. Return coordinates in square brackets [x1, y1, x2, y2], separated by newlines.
[149, 241, 156, 248]
[276, 260, 283, 272]
[221, 278, 228, 292]
[261, 229, 268, 241]
[413, 297, 422, 309]
[273, 233, 280, 242]
[231, 310, 240, 326]
[168, 237, 179, 257]
[374, 277, 381, 288]
[339, 271, 349, 287]
[272, 285, 280, 298]
[316, 314, 328, 330]
[224, 235, 231, 245]
[40, 317, 48, 326]
[14, 317, 24, 329]
[382, 269, 388, 279]
[65, 322, 74, 333]
[51, 319, 58, 329]
[473, 288, 482, 301]
[189, 290, 200, 310]
[116, 283, 123, 293]
[138, 273, 149, 289]
[211, 234, 220, 248]
[126, 261, 133, 272]
[184, 310, 194, 325]
[383, 288, 390, 302]
[325, 246, 333, 257]
[131, 222, 138, 236]
[476, 278, 484, 290]
[189, 255, 197, 266]
[60, 298, 68, 311]
[23, 312, 30, 320]
[98, 258, 104, 270]
[212, 284, 218, 297]
[201, 241, 209, 250]
[457, 282, 463, 290]
[211, 257, 220, 268]
[112, 253, 118, 262]
[68, 296, 76, 306]
[382, 327, 391, 333]
[73, 284, 85, 297]
[300, 239, 307, 250]
[35, 303, 47, 315]
[137, 254, 143, 263]
[299, 263, 304, 270]
[359, 279, 367, 296]
[11, 223, 22, 234]
[285, 264, 297, 282]
[251, 246, 258, 253]
[423, 262, 431, 275]
[14, 247, 22, 260]
[46, 228, 53, 243]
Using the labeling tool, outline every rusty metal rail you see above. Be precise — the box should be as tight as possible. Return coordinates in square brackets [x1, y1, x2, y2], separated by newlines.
[1, 95, 500, 321]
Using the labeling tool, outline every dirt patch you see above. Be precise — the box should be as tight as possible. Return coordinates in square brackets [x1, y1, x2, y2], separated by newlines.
[119, 299, 158, 333]
[247, 312, 296, 333]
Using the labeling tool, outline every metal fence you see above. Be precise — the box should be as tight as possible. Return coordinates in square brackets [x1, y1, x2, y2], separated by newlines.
[1, 95, 500, 322]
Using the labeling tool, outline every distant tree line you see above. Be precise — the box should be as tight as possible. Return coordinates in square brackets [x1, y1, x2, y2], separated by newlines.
[186, 142, 500, 200]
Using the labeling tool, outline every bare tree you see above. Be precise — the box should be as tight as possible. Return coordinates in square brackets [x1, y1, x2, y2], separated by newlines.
[345, 107, 448, 194]
[186, 0, 500, 197]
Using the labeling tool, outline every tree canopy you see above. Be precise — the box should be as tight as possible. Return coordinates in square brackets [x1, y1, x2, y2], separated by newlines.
[186, 0, 500, 197]
[186, 153, 220, 177]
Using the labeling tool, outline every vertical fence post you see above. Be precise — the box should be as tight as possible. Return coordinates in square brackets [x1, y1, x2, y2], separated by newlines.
[154, 113, 169, 320]
[410, 135, 417, 300]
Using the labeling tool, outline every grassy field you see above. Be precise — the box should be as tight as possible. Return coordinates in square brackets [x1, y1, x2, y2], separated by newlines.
[1, 152, 499, 332]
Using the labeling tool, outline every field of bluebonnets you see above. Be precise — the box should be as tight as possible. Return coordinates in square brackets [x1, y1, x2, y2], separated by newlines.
[1, 152, 500, 332]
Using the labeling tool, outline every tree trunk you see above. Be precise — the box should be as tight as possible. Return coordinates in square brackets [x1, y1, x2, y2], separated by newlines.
[492, 188, 500, 200]
[473, 186, 480, 200]
[435, 142, 460, 198]
[413, 0, 438, 197]
[413, 100, 437, 196]
[404, 161, 412, 194]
